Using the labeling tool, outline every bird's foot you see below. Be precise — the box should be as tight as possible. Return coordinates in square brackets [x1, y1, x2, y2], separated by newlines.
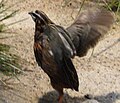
[58, 95, 63, 103]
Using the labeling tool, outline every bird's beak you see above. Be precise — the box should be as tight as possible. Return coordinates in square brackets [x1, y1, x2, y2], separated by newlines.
[28, 12, 33, 15]
[28, 11, 36, 16]
[28, 11, 37, 21]
[28, 11, 47, 25]
[28, 11, 43, 21]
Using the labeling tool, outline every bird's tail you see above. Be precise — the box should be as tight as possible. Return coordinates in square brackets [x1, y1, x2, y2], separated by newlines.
[62, 56, 79, 91]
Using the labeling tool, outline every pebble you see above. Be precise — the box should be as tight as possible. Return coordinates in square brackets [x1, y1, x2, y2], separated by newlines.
[82, 99, 99, 103]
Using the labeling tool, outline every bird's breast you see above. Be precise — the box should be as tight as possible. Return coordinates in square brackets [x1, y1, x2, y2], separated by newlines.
[34, 37, 58, 75]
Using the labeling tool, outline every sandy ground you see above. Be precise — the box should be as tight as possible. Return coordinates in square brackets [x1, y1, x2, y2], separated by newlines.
[0, 0, 120, 103]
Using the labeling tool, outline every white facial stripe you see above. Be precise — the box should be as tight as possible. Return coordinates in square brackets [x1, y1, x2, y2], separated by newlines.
[32, 12, 47, 24]
[33, 12, 45, 22]
[34, 12, 42, 19]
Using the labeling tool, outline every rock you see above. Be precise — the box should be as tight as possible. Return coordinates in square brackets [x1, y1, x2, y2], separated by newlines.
[84, 94, 93, 99]
[82, 99, 99, 103]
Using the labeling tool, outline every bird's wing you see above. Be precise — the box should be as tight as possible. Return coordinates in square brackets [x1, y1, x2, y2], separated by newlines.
[44, 25, 79, 90]
[67, 7, 114, 57]
[44, 24, 76, 58]
[55, 25, 76, 57]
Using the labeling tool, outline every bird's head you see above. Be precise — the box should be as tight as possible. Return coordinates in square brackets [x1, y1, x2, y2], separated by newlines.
[29, 10, 54, 26]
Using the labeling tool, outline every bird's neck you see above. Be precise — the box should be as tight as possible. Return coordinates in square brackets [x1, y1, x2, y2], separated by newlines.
[34, 24, 43, 42]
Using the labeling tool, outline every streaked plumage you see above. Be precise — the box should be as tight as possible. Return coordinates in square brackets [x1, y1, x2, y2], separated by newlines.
[29, 8, 114, 103]
[29, 10, 79, 103]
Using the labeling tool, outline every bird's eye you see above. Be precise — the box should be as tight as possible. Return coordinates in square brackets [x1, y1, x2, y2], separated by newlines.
[29, 13, 36, 22]
[32, 16, 36, 21]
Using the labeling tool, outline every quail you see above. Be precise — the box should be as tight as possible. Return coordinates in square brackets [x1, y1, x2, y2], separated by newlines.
[29, 7, 114, 103]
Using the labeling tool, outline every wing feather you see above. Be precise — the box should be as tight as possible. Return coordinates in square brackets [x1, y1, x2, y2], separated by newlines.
[67, 7, 114, 57]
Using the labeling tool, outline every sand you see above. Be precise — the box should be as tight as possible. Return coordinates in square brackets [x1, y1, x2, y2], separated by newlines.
[0, 0, 120, 103]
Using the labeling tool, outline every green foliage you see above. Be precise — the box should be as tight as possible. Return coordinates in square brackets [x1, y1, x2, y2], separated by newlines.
[107, 0, 120, 13]
[0, 24, 5, 32]
[0, 44, 10, 52]
[61, 0, 120, 20]
[0, 0, 22, 77]
[96, 0, 120, 14]
[0, 49, 22, 76]
[101, 0, 120, 22]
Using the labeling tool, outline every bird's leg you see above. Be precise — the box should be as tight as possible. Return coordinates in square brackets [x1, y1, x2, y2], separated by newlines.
[58, 89, 63, 103]
[58, 93, 63, 103]
[51, 83, 64, 103]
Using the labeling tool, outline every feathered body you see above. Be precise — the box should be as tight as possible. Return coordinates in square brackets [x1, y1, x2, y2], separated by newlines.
[34, 24, 79, 91]
[29, 8, 114, 103]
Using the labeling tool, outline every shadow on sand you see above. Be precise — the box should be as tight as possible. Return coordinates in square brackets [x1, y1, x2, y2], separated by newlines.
[38, 91, 120, 103]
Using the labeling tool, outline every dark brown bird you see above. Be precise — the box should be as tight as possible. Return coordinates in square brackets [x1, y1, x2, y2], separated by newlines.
[29, 10, 79, 103]
[29, 8, 114, 103]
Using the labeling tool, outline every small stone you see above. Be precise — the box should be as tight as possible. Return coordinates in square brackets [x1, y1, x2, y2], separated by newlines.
[84, 94, 93, 99]
[82, 99, 99, 103]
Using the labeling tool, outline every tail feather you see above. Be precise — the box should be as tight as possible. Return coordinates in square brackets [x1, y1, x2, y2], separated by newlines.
[62, 56, 79, 91]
